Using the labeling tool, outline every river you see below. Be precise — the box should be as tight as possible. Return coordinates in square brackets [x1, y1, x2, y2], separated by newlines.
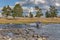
[0, 23, 60, 40]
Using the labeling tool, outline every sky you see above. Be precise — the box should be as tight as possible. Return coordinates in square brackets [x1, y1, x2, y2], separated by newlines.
[0, 0, 20, 7]
[0, 0, 60, 16]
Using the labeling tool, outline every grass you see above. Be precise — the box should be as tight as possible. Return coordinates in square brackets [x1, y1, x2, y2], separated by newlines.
[0, 17, 60, 24]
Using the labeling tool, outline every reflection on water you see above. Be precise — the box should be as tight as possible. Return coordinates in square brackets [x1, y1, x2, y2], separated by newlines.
[0, 23, 60, 40]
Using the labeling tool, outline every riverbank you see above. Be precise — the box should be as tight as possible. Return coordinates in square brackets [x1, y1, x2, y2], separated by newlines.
[0, 17, 60, 24]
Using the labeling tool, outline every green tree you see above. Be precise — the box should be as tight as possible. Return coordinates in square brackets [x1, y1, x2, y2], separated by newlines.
[2, 6, 7, 16]
[7, 5, 12, 16]
[35, 6, 39, 10]
[35, 11, 43, 17]
[2, 5, 12, 17]
[29, 12, 33, 18]
[35, 6, 43, 17]
[45, 11, 50, 18]
[13, 4, 23, 17]
[49, 6, 58, 17]
[12, 13, 16, 19]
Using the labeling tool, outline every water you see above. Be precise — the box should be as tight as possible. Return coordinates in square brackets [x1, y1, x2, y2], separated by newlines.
[0, 23, 60, 40]
[0, 24, 27, 29]
[40, 24, 60, 40]
[26, 23, 60, 40]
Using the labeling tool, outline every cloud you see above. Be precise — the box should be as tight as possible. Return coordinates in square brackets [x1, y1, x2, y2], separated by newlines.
[15, 2, 20, 4]
[3, 0, 60, 13]
[22, 6, 35, 13]
[15, 1, 26, 6]
[42, 5, 50, 10]
[29, 7, 35, 12]
[14, 0, 50, 13]
[15, 0, 60, 7]
[10, 6, 14, 9]
[55, 3, 60, 6]
[35, 0, 46, 4]
[15, 0, 46, 6]
[22, 7, 29, 12]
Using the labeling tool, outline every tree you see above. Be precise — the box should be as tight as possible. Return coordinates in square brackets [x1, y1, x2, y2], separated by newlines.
[2, 5, 12, 17]
[49, 6, 58, 17]
[35, 6, 39, 10]
[12, 13, 16, 19]
[6, 5, 12, 16]
[45, 11, 50, 18]
[13, 4, 23, 17]
[35, 6, 43, 17]
[2, 6, 7, 16]
[35, 10, 43, 17]
[7, 5, 12, 16]
[29, 12, 33, 18]
[45, 6, 58, 18]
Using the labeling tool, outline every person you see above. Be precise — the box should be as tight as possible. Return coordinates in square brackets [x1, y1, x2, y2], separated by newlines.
[36, 21, 41, 28]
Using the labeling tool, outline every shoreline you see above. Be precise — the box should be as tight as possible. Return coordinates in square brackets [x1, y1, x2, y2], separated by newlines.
[0, 18, 60, 24]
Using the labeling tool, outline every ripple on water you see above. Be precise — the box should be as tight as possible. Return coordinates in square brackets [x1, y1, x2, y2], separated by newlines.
[40, 24, 60, 40]
[0, 24, 60, 40]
